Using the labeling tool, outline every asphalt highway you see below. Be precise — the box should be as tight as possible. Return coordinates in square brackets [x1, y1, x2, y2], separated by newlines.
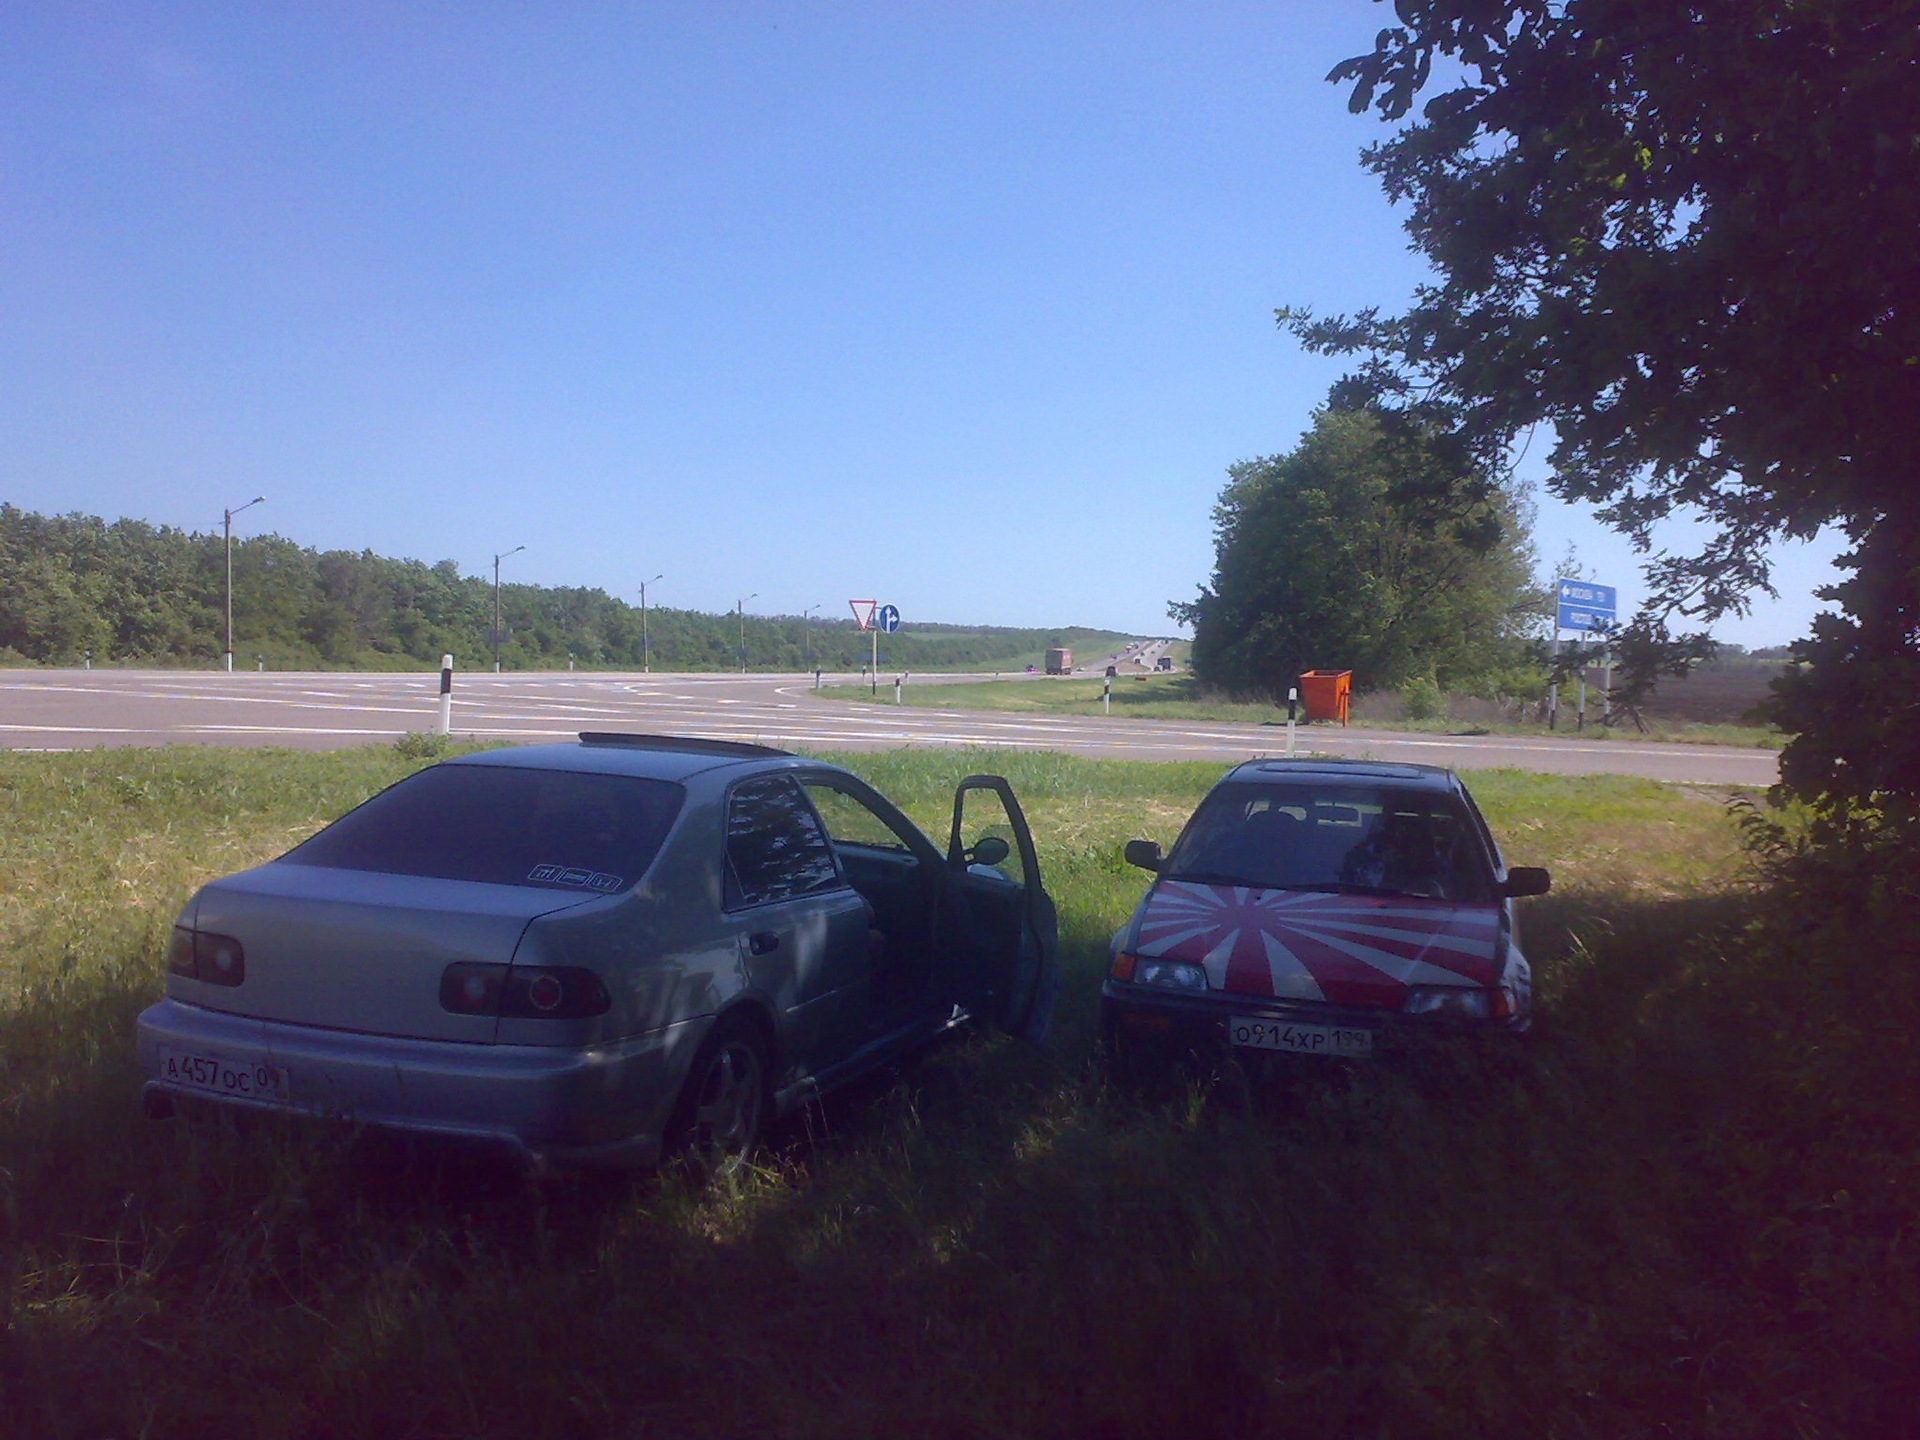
[0, 668, 1778, 784]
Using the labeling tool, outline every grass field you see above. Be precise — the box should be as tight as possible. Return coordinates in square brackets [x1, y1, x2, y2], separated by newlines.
[2, 743, 1914, 1438]
[828, 672, 1784, 747]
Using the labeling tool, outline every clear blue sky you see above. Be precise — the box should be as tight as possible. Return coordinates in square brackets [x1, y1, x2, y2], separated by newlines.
[0, 2, 1841, 646]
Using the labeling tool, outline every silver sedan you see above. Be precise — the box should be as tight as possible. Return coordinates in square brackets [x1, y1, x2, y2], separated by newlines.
[138, 733, 1057, 1175]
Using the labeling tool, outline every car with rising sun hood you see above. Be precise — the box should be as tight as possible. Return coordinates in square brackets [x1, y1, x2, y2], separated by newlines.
[1102, 758, 1547, 1066]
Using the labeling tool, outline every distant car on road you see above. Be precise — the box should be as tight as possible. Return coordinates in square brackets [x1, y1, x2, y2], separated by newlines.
[140, 734, 1058, 1176]
[1103, 759, 1547, 1066]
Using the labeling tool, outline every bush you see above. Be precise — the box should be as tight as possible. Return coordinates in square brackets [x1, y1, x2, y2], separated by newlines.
[391, 731, 456, 760]
[1400, 674, 1446, 720]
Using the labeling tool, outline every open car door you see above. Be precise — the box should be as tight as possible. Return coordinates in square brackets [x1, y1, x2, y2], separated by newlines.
[941, 775, 1058, 1043]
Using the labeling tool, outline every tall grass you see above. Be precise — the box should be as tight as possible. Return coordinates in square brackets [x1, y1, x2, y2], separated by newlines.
[1, 746, 1913, 1438]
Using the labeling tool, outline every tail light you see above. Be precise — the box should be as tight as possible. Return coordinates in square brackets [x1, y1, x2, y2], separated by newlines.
[169, 925, 246, 986]
[439, 963, 611, 1019]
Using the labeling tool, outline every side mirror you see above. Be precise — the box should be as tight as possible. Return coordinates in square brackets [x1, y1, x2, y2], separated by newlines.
[967, 834, 1011, 868]
[1123, 839, 1163, 872]
[1501, 866, 1551, 898]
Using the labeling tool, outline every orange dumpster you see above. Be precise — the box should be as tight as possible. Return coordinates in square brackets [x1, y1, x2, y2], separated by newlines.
[1298, 669, 1352, 726]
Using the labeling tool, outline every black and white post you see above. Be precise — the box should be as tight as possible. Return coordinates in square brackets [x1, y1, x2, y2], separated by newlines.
[437, 654, 454, 736]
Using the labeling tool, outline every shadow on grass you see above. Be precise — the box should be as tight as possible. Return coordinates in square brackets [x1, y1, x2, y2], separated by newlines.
[7, 887, 1919, 1439]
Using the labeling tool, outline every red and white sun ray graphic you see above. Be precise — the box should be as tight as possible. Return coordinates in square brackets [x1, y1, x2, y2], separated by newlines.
[1136, 881, 1502, 1006]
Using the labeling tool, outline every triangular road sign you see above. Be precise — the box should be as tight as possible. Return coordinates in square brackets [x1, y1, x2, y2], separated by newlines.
[849, 599, 877, 632]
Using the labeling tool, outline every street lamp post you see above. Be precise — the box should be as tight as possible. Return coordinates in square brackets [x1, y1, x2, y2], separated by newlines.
[801, 603, 821, 668]
[223, 496, 265, 673]
[640, 574, 663, 674]
[737, 593, 757, 673]
[493, 545, 525, 673]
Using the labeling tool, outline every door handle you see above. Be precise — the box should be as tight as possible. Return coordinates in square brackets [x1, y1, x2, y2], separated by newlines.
[748, 932, 781, 955]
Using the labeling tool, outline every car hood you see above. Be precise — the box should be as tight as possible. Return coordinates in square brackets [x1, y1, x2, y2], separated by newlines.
[1128, 879, 1503, 1009]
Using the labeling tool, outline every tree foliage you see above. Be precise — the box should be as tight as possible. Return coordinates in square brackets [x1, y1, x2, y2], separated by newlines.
[1290, 0, 1920, 811]
[1173, 406, 1543, 698]
[0, 504, 1132, 674]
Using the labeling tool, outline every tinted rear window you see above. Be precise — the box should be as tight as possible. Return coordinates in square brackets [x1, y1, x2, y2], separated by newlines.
[281, 764, 684, 893]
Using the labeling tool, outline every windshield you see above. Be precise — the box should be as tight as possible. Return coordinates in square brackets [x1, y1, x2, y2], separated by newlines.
[281, 764, 684, 894]
[1163, 781, 1493, 902]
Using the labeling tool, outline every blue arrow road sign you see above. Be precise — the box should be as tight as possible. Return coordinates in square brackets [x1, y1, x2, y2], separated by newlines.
[876, 603, 901, 633]
[1556, 579, 1617, 632]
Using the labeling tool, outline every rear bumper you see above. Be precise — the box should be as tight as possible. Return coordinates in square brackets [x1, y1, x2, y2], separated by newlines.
[136, 998, 704, 1170]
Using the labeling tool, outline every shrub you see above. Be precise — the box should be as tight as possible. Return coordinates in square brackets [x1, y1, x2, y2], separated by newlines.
[1400, 674, 1446, 720]
[392, 731, 456, 760]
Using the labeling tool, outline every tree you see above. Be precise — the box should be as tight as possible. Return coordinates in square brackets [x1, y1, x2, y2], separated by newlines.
[1287, 0, 1920, 817]
[1174, 405, 1543, 697]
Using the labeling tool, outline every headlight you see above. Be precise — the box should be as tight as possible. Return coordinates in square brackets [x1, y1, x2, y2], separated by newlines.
[1133, 958, 1210, 993]
[1402, 985, 1514, 1020]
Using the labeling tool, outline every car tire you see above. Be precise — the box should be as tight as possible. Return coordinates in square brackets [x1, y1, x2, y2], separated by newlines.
[668, 1015, 769, 1183]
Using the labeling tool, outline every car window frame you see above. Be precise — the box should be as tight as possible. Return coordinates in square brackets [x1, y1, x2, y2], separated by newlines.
[720, 771, 850, 912]
[1167, 778, 1502, 902]
[799, 775, 928, 859]
[1455, 782, 1510, 884]
[794, 769, 943, 867]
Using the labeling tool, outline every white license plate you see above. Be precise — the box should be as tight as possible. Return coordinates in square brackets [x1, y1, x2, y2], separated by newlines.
[1230, 1017, 1373, 1058]
[158, 1048, 291, 1101]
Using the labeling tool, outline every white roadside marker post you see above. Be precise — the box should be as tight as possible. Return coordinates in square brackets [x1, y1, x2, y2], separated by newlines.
[1104, 673, 1111, 714]
[894, 675, 902, 704]
[1286, 686, 1299, 757]
[437, 654, 454, 736]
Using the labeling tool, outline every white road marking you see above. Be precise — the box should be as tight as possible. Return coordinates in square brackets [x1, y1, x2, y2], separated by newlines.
[0, 670, 1775, 781]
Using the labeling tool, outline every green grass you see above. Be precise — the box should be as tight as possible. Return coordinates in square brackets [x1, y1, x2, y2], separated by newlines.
[825, 672, 1785, 747]
[2, 745, 1914, 1438]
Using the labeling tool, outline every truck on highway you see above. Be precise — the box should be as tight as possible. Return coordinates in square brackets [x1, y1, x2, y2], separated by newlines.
[1044, 647, 1073, 676]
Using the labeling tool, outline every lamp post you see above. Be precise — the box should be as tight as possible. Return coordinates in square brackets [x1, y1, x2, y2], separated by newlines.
[736, 593, 757, 673]
[223, 496, 265, 673]
[801, 603, 821, 668]
[640, 573, 662, 674]
[493, 545, 524, 673]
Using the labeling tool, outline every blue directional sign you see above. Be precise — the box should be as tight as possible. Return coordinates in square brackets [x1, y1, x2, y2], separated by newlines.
[876, 603, 901, 633]
[1556, 579, 1617, 632]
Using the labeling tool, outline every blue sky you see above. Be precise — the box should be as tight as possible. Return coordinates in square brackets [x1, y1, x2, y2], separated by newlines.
[0, 2, 1842, 646]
